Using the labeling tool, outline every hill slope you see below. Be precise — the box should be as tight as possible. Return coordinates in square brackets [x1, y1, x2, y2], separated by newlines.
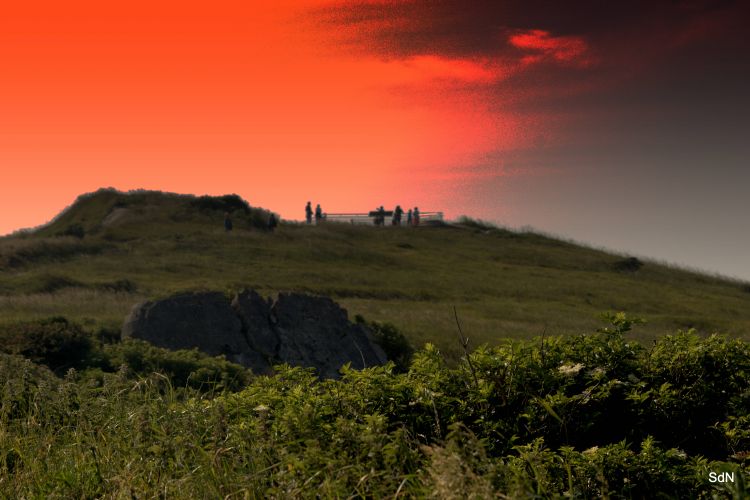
[1, 189, 748, 359]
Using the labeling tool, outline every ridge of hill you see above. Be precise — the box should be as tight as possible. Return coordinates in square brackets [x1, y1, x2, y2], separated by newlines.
[33, 188, 274, 239]
[1, 189, 748, 359]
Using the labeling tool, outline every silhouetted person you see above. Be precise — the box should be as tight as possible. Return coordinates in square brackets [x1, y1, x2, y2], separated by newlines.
[413, 207, 420, 226]
[315, 204, 322, 224]
[407, 209, 413, 226]
[305, 201, 313, 224]
[268, 213, 278, 231]
[378, 205, 386, 226]
[393, 205, 403, 225]
[224, 212, 233, 232]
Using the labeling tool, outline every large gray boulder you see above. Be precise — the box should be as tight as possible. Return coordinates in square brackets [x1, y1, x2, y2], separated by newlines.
[122, 292, 248, 360]
[231, 289, 278, 364]
[272, 293, 387, 379]
[122, 289, 387, 378]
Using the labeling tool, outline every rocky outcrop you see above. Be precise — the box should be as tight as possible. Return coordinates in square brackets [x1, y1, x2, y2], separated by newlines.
[122, 290, 387, 378]
[232, 290, 388, 379]
[231, 290, 278, 364]
[121, 292, 246, 357]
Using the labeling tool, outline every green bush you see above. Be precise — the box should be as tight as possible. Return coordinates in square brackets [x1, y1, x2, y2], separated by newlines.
[0, 317, 93, 374]
[612, 256, 644, 272]
[188, 194, 274, 230]
[189, 194, 251, 214]
[0, 318, 249, 393]
[102, 340, 251, 392]
[0, 352, 59, 422]
[363, 319, 414, 372]
[0, 315, 747, 497]
[60, 223, 85, 239]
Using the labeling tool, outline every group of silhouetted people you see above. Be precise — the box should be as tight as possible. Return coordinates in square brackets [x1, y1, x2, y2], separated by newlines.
[225, 200, 423, 233]
[305, 201, 325, 225]
[372, 205, 419, 226]
[302, 202, 422, 227]
[404, 206, 420, 226]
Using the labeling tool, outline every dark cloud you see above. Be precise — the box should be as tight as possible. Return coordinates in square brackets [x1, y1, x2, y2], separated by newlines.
[314, 0, 750, 122]
[316, 0, 748, 61]
[313, 0, 750, 281]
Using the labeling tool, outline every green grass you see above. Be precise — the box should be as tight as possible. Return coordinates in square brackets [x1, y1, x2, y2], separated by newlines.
[2, 190, 749, 497]
[1, 330, 748, 497]
[1, 189, 749, 360]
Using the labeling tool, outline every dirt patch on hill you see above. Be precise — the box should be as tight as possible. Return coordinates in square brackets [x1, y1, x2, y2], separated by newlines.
[102, 208, 132, 227]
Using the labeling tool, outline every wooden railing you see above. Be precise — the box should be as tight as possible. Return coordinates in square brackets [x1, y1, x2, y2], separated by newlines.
[321, 211, 444, 225]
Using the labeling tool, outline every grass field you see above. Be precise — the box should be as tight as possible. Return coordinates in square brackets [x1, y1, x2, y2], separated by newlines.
[1, 189, 749, 360]
[2, 190, 749, 497]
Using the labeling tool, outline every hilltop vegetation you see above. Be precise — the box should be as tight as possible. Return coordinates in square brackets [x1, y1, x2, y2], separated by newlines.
[33, 188, 274, 240]
[1, 189, 749, 360]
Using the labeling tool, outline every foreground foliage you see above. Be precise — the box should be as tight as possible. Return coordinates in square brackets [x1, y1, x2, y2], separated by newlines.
[1, 322, 748, 498]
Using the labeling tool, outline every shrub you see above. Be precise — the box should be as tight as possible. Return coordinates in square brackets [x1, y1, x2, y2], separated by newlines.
[247, 207, 275, 230]
[60, 223, 85, 239]
[0, 352, 60, 424]
[93, 326, 121, 344]
[1, 315, 748, 497]
[367, 320, 414, 372]
[103, 340, 251, 392]
[189, 194, 251, 214]
[0, 317, 93, 374]
[613, 256, 644, 272]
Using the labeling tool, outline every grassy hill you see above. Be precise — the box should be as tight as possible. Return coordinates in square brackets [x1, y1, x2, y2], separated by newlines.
[2, 189, 749, 497]
[1, 188, 749, 359]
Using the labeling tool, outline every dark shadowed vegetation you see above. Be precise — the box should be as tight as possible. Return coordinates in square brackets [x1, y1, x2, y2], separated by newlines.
[0, 315, 747, 497]
[189, 194, 251, 214]
[0, 317, 251, 392]
[613, 256, 644, 273]
[0, 236, 106, 269]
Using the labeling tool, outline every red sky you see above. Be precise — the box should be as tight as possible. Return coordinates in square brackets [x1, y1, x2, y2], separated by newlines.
[1, 0, 537, 231]
[2, 1, 749, 278]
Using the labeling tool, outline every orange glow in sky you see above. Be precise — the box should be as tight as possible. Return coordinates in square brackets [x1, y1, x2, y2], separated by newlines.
[1, 0, 537, 232]
[3, 1, 749, 281]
